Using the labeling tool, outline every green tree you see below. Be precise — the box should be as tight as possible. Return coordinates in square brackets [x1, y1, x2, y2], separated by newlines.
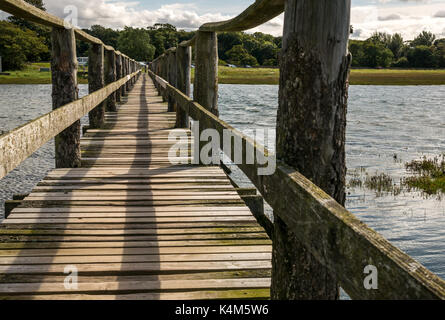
[349, 40, 365, 67]
[388, 33, 404, 59]
[88, 25, 120, 49]
[225, 45, 258, 66]
[411, 31, 436, 47]
[117, 27, 155, 61]
[407, 45, 436, 68]
[8, 0, 51, 61]
[362, 41, 394, 68]
[0, 21, 48, 70]
[433, 39, 445, 68]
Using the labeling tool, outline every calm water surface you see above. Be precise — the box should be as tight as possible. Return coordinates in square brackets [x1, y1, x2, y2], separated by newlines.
[0, 84, 444, 283]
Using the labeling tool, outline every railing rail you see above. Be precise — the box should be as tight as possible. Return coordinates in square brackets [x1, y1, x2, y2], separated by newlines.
[0, 0, 142, 175]
[148, 0, 445, 300]
[0, 70, 140, 179]
[149, 70, 445, 300]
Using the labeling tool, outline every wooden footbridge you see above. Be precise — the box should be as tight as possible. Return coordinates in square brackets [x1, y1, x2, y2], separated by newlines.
[0, 0, 444, 300]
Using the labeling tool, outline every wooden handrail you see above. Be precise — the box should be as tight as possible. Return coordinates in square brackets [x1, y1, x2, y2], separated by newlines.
[149, 70, 445, 300]
[199, 0, 284, 32]
[0, 0, 131, 58]
[0, 70, 141, 180]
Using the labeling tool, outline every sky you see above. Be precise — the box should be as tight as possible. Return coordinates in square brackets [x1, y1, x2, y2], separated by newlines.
[1, 0, 445, 40]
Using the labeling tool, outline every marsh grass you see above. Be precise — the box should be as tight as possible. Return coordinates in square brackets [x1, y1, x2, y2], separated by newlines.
[403, 154, 445, 195]
[347, 154, 445, 198]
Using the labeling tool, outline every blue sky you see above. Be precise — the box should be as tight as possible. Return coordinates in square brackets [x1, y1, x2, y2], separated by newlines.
[1, 0, 444, 39]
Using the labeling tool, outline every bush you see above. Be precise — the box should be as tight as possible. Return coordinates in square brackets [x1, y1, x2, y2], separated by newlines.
[391, 57, 410, 68]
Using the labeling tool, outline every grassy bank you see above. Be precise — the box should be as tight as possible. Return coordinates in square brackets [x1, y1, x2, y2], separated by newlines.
[2, 63, 445, 85]
[197, 66, 445, 85]
[0, 63, 88, 85]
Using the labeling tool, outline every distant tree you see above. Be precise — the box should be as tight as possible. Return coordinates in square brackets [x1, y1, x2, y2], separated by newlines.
[388, 33, 404, 59]
[349, 40, 365, 67]
[433, 39, 445, 68]
[0, 21, 48, 70]
[117, 27, 155, 61]
[8, 0, 51, 61]
[87, 25, 120, 49]
[391, 57, 410, 68]
[225, 45, 258, 66]
[362, 41, 394, 68]
[407, 45, 436, 68]
[411, 31, 436, 47]
[218, 32, 243, 61]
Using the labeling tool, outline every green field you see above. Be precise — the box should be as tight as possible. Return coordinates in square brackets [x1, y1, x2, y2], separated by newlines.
[196, 66, 445, 85]
[0, 63, 88, 85]
[1, 63, 445, 85]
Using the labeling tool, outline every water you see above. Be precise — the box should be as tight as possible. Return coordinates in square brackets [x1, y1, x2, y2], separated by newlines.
[0, 84, 89, 219]
[0, 84, 444, 283]
[217, 84, 445, 281]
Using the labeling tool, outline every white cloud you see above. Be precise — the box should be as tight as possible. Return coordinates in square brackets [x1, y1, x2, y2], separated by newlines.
[378, 13, 401, 21]
[351, 3, 445, 40]
[41, 0, 231, 30]
[434, 10, 445, 18]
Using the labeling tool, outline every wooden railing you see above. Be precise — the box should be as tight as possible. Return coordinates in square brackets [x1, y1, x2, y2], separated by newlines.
[0, 0, 142, 178]
[148, 0, 445, 300]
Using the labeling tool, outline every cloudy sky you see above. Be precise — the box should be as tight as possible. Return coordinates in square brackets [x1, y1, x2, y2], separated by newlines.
[2, 0, 445, 40]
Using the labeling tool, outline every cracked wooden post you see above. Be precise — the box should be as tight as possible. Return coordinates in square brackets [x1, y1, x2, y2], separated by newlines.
[51, 27, 81, 168]
[194, 31, 218, 116]
[175, 45, 191, 128]
[105, 49, 117, 111]
[272, 0, 352, 300]
[88, 43, 105, 128]
[115, 53, 122, 103]
[167, 49, 177, 112]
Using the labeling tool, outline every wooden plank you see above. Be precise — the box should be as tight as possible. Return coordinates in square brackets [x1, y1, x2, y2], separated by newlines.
[0, 239, 272, 249]
[0, 260, 271, 274]
[0, 253, 272, 265]
[1, 289, 270, 300]
[0, 227, 264, 236]
[0, 245, 272, 257]
[2, 216, 257, 224]
[0, 278, 270, 294]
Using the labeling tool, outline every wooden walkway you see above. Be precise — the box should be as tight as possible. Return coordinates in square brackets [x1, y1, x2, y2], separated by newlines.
[0, 75, 271, 299]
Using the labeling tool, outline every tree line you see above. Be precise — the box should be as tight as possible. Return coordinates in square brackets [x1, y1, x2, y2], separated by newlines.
[350, 31, 445, 68]
[1, 0, 445, 71]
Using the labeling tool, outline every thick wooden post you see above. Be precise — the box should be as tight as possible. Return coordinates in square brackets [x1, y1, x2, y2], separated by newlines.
[105, 49, 117, 111]
[194, 31, 218, 116]
[88, 43, 105, 128]
[51, 27, 81, 168]
[272, 0, 351, 300]
[125, 58, 131, 92]
[115, 53, 122, 102]
[167, 49, 177, 112]
[175, 45, 191, 128]
[121, 56, 127, 97]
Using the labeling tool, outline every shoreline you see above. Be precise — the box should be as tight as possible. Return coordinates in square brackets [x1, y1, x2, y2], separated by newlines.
[1, 65, 445, 85]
